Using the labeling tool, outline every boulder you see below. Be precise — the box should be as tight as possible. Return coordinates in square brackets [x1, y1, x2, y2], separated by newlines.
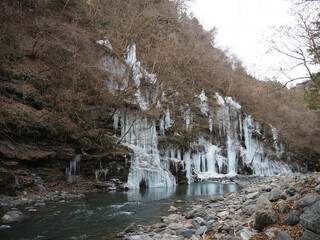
[281, 210, 300, 226]
[253, 194, 278, 230]
[274, 231, 292, 240]
[1, 210, 26, 224]
[269, 188, 282, 202]
[300, 200, 320, 235]
[294, 193, 320, 210]
[300, 229, 320, 240]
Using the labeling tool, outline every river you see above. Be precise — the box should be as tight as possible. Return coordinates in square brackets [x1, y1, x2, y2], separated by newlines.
[1, 182, 238, 240]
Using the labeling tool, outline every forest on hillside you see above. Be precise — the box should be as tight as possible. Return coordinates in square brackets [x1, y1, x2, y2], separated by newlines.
[0, 0, 319, 168]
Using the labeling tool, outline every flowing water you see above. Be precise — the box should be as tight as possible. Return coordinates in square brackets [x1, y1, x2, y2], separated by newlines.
[1, 182, 238, 240]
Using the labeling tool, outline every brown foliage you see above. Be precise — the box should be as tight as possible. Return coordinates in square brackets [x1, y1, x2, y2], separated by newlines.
[0, 0, 318, 156]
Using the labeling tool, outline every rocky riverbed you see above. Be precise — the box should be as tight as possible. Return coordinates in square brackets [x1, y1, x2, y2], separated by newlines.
[118, 172, 320, 240]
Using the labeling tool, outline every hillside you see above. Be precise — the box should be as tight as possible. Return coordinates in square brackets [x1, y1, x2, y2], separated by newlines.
[0, 0, 319, 194]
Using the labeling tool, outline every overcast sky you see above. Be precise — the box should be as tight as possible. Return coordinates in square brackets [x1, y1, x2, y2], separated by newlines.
[190, 0, 297, 83]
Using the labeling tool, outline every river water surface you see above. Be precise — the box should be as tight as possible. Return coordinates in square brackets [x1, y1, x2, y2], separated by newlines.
[1, 182, 238, 240]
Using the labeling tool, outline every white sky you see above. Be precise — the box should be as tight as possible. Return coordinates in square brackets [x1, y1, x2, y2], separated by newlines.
[190, 0, 300, 83]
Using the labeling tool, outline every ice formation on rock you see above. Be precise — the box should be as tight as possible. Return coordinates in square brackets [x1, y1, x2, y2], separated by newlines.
[94, 40, 293, 188]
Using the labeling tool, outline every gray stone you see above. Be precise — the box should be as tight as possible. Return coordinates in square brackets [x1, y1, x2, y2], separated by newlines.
[300, 200, 320, 235]
[239, 227, 258, 240]
[179, 229, 195, 238]
[275, 231, 292, 240]
[245, 192, 260, 200]
[269, 188, 282, 201]
[261, 185, 272, 192]
[286, 186, 297, 196]
[205, 214, 218, 221]
[34, 202, 46, 207]
[125, 235, 152, 240]
[168, 206, 178, 212]
[277, 201, 290, 213]
[124, 223, 139, 233]
[315, 185, 320, 193]
[265, 227, 279, 238]
[280, 192, 287, 200]
[162, 214, 184, 223]
[253, 194, 278, 230]
[281, 210, 300, 226]
[300, 229, 320, 240]
[211, 234, 223, 239]
[1, 210, 26, 224]
[186, 210, 195, 219]
[294, 193, 320, 210]
[195, 226, 207, 236]
[191, 217, 207, 227]
[168, 223, 184, 231]
[241, 200, 255, 216]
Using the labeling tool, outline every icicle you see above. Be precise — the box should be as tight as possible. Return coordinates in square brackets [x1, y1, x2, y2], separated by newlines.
[164, 106, 172, 129]
[113, 111, 119, 130]
[184, 151, 191, 183]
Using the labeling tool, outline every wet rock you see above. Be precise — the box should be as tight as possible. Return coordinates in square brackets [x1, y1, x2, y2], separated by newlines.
[253, 194, 278, 230]
[1, 210, 26, 223]
[269, 188, 282, 201]
[300, 229, 320, 240]
[274, 231, 292, 240]
[300, 200, 320, 235]
[294, 193, 320, 210]
[281, 210, 300, 226]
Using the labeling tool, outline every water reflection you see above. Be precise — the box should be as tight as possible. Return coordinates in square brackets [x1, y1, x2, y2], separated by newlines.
[125, 181, 238, 202]
[186, 182, 237, 197]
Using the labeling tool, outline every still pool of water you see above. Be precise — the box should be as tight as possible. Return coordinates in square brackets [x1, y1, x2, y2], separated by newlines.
[1, 182, 238, 240]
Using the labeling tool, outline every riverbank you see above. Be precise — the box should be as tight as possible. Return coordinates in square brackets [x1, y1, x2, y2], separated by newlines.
[118, 172, 320, 240]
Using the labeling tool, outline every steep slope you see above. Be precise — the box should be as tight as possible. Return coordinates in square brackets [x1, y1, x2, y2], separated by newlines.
[0, 0, 319, 194]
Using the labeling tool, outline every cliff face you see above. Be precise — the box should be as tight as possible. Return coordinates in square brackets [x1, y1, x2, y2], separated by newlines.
[0, 0, 318, 195]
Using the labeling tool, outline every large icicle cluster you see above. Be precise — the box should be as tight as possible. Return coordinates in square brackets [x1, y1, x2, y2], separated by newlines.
[83, 40, 294, 189]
